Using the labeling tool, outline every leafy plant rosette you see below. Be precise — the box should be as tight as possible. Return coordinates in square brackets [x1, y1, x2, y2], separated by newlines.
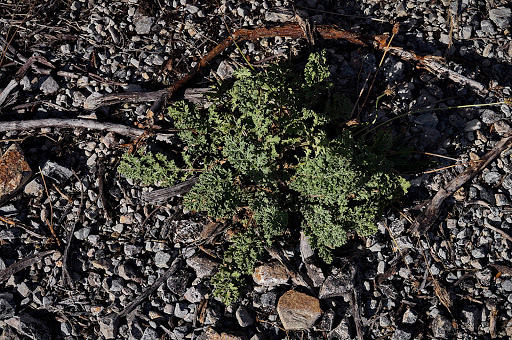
[119, 51, 410, 305]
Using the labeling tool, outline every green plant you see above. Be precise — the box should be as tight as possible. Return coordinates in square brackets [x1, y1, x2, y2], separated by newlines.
[119, 50, 409, 304]
[118, 148, 179, 187]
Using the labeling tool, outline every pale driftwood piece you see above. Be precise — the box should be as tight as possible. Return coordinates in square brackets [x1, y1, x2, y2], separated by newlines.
[142, 177, 199, 203]
[0, 80, 19, 108]
[410, 131, 512, 236]
[83, 89, 168, 110]
[380, 45, 487, 95]
[0, 118, 176, 140]
[0, 250, 57, 283]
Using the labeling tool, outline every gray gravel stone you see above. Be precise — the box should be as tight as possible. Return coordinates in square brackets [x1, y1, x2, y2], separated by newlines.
[141, 327, 158, 340]
[392, 328, 412, 340]
[461, 305, 481, 332]
[495, 193, 509, 206]
[184, 285, 207, 303]
[41, 161, 73, 183]
[236, 306, 254, 327]
[98, 315, 119, 339]
[481, 109, 503, 124]
[154, 252, 172, 268]
[5, 313, 51, 340]
[186, 255, 220, 279]
[402, 309, 418, 324]
[464, 119, 482, 131]
[432, 314, 454, 338]
[40, 76, 59, 95]
[489, 7, 511, 29]
[0, 293, 15, 320]
[134, 16, 154, 34]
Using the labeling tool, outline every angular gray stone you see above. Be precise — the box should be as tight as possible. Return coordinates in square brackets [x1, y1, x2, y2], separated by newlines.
[432, 315, 454, 338]
[184, 285, 207, 303]
[154, 252, 172, 268]
[489, 7, 511, 29]
[186, 255, 220, 279]
[134, 16, 154, 34]
[319, 266, 355, 299]
[98, 315, 119, 339]
[141, 327, 158, 340]
[5, 313, 51, 340]
[464, 119, 482, 131]
[41, 160, 73, 184]
[392, 328, 412, 340]
[481, 109, 503, 124]
[402, 309, 418, 324]
[236, 306, 254, 327]
[0, 293, 15, 320]
[40, 76, 59, 94]
[461, 305, 481, 332]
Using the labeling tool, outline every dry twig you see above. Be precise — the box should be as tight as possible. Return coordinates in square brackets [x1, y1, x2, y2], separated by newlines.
[0, 250, 56, 283]
[410, 131, 512, 236]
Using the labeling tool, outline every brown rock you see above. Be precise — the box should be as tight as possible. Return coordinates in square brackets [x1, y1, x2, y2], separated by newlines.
[252, 261, 290, 286]
[277, 290, 322, 330]
[0, 144, 32, 205]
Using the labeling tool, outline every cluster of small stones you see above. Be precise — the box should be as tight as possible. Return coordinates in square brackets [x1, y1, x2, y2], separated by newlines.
[0, 0, 512, 339]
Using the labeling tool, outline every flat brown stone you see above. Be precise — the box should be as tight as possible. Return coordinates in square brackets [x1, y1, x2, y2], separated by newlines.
[277, 290, 322, 330]
[0, 144, 32, 205]
[252, 261, 290, 286]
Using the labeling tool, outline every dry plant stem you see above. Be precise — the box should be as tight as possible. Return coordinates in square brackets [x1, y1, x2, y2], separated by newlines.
[265, 245, 315, 293]
[86, 23, 488, 115]
[410, 131, 512, 236]
[0, 250, 56, 283]
[113, 255, 182, 319]
[61, 171, 84, 289]
[483, 222, 512, 243]
[0, 118, 175, 139]
[142, 176, 199, 203]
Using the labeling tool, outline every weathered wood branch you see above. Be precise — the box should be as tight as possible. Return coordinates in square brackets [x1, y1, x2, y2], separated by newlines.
[84, 23, 490, 114]
[410, 131, 512, 236]
[142, 177, 199, 203]
[0, 118, 176, 140]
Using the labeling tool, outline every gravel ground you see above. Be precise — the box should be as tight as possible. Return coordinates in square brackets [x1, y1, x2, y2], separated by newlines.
[1, 0, 512, 339]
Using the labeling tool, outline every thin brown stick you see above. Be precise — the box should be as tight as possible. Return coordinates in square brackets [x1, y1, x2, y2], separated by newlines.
[483, 222, 512, 243]
[113, 255, 182, 319]
[61, 170, 84, 289]
[410, 131, 512, 236]
[0, 250, 56, 283]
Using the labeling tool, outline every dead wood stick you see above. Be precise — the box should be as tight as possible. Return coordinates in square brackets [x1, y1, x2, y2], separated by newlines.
[113, 255, 182, 319]
[0, 250, 57, 283]
[265, 244, 315, 293]
[490, 263, 512, 275]
[410, 132, 512, 236]
[142, 177, 199, 203]
[86, 23, 490, 115]
[483, 222, 512, 243]
[0, 118, 176, 139]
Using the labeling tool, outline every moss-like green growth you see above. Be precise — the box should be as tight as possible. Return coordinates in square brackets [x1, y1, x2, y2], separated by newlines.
[118, 51, 409, 304]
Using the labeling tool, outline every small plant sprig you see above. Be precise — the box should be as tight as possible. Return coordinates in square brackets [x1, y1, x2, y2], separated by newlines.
[119, 50, 409, 304]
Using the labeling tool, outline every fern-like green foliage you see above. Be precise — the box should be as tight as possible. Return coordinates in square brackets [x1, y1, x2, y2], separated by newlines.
[118, 149, 179, 186]
[119, 50, 409, 304]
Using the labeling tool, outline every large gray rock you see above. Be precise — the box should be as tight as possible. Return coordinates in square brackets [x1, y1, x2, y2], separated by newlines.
[277, 290, 322, 330]
[5, 313, 51, 340]
[489, 7, 511, 29]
